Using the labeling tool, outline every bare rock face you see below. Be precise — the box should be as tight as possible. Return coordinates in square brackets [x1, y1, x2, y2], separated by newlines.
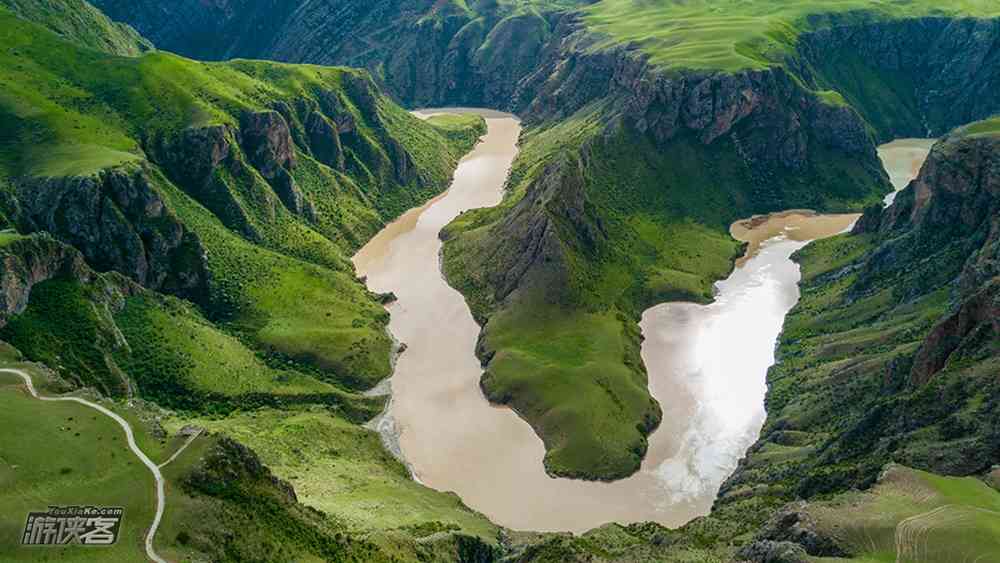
[911, 279, 1000, 385]
[239, 110, 316, 220]
[796, 17, 1000, 140]
[0, 234, 93, 324]
[240, 110, 296, 176]
[854, 132, 1000, 385]
[305, 111, 345, 171]
[12, 165, 210, 303]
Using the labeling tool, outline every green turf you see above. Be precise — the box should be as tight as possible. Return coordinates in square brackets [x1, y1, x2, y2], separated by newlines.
[0, 347, 487, 562]
[442, 110, 886, 479]
[0, 368, 155, 562]
[0, 0, 150, 56]
[169, 408, 500, 543]
[0, 277, 133, 397]
[582, 0, 1000, 72]
[959, 117, 1000, 137]
[0, 229, 25, 246]
[426, 113, 488, 148]
[807, 465, 1000, 562]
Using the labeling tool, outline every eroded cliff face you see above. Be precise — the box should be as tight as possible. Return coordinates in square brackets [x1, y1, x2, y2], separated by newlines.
[9, 164, 210, 303]
[0, 233, 141, 395]
[0, 234, 94, 322]
[89, 0, 296, 60]
[855, 132, 1000, 385]
[795, 16, 1000, 141]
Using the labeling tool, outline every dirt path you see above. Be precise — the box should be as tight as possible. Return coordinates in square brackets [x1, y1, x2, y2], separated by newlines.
[1, 368, 167, 563]
[159, 429, 203, 469]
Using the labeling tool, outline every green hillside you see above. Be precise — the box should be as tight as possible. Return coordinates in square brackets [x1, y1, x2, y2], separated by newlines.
[584, 0, 1000, 72]
[0, 0, 149, 56]
[0, 5, 499, 560]
[0, 7, 484, 393]
[808, 466, 1000, 563]
[443, 93, 888, 479]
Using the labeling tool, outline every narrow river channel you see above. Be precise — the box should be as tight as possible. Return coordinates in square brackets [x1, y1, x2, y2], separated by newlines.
[354, 112, 933, 533]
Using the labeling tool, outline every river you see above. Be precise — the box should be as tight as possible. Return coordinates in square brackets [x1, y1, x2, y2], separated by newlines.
[353, 113, 932, 533]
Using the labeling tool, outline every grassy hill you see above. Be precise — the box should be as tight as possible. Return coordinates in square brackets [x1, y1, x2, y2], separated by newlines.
[0, 0, 149, 56]
[443, 81, 889, 478]
[0, 7, 500, 561]
[494, 119, 1000, 561]
[0, 6, 484, 394]
[583, 0, 1000, 72]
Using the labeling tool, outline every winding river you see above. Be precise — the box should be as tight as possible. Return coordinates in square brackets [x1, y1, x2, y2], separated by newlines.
[353, 112, 933, 533]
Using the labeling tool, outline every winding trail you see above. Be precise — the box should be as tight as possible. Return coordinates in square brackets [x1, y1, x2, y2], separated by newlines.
[1, 368, 167, 563]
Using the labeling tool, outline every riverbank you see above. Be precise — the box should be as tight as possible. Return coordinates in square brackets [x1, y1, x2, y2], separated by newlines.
[352, 110, 925, 533]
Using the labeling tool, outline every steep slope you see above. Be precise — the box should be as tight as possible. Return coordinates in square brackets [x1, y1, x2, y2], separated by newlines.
[714, 121, 1000, 560]
[89, 0, 578, 108]
[443, 75, 886, 478]
[0, 8, 484, 393]
[0, 6, 501, 560]
[499, 117, 1000, 563]
[85, 0, 1000, 484]
[0, 0, 150, 56]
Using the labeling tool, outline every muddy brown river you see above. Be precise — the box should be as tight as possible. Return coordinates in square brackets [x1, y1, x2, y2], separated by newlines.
[353, 113, 932, 532]
[878, 138, 935, 205]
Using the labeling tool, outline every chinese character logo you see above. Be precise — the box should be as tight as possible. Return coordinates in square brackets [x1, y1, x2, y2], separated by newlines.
[22, 506, 123, 546]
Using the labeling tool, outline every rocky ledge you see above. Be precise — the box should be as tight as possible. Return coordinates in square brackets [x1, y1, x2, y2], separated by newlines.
[855, 129, 1000, 386]
[8, 163, 210, 304]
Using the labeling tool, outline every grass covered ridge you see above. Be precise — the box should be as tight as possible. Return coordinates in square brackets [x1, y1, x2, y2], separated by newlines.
[443, 106, 887, 479]
[0, 8, 499, 559]
[582, 0, 1000, 72]
[0, 9, 485, 392]
[175, 408, 499, 545]
[0, 0, 150, 56]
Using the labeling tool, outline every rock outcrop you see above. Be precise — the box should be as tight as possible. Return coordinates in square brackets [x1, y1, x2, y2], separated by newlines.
[0, 234, 93, 324]
[239, 110, 316, 220]
[184, 435, 298, 504]
[151, 123, 266, 241]
[466, 154, 603, 313]
[795, 17, 1000, 140]
[854, 130, 1000, 385]
[10, 164, 210, 303]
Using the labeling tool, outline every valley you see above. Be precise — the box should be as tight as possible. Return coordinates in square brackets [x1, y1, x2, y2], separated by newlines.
[351, 117, 927, 533]
[0, 1, 997, 562]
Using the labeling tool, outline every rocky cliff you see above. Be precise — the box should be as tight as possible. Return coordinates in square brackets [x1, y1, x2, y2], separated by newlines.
[89, 0, 569, 110]
[7, 164, 210, 303]
[0, 233, 143, 395]
[794, 16, 1000, 141]
[854, 128, 1000, 386]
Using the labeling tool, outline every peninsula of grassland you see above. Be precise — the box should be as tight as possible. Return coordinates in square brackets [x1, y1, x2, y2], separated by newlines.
[439, 0, 1000, 479]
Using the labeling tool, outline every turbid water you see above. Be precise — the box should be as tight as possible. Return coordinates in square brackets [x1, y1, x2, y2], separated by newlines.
[878, 139, 936, 205]
[354, 114, 932, 532]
